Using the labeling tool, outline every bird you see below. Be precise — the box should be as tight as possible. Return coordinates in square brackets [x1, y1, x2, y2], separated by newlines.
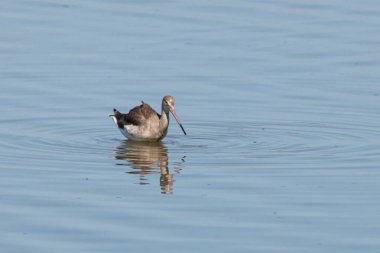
[110, 95, 187, 141]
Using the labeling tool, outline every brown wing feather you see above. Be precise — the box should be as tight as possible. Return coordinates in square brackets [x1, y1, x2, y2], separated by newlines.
[113, 103, 159, 128]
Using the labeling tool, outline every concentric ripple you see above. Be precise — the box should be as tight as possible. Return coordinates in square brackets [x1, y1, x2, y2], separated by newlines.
[181, 120, 380, 169]
[1, 115, 379, 171]
[0, 116, 113, 165]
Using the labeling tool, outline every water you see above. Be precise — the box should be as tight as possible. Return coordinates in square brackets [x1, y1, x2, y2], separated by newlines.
[1, 0, 380, 252]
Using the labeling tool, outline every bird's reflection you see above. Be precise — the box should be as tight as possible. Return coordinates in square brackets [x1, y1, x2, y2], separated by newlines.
[113, 140, 183, 195]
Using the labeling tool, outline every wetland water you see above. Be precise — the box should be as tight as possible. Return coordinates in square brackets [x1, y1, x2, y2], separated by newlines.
[1, 0, 380, 252]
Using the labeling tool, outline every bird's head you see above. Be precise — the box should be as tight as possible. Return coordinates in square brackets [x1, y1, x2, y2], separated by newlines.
[162, 95, 187, 135]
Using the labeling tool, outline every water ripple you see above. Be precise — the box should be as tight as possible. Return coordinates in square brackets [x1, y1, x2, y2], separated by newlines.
[0, 116, 112, 163]
[182, 120, 380, 167]
[1, 116, 379, 170]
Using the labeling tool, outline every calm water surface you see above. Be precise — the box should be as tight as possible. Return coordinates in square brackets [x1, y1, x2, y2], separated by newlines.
[1, 0, 380, 252]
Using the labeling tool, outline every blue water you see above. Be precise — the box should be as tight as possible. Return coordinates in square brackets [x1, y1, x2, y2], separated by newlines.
[1, 0, 380, 252]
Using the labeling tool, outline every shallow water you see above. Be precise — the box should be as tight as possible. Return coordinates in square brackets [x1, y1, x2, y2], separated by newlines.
[1, 0, 380, 252]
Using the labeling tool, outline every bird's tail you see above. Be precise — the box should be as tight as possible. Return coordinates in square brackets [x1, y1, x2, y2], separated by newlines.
[109, 108, 122, 126]
[111, 108, 123, 119]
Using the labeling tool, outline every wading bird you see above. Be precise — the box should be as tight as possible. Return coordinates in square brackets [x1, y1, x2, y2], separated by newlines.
[110, 95, 187, 141]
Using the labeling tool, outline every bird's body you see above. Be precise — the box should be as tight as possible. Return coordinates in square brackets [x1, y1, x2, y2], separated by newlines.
[110, 96, 186, 141]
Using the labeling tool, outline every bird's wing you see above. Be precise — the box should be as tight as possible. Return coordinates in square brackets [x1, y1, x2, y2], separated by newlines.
[113, 103, 158, 128]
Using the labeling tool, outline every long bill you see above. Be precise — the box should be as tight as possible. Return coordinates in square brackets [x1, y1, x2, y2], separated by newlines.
[170, 108, 187, 135]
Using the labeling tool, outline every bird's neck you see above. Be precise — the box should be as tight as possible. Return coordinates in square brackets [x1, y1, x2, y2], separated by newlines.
[159, 109, 170, 135]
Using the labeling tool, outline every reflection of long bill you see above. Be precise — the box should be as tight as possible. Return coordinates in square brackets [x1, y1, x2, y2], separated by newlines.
[170, 108, 187, 135]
